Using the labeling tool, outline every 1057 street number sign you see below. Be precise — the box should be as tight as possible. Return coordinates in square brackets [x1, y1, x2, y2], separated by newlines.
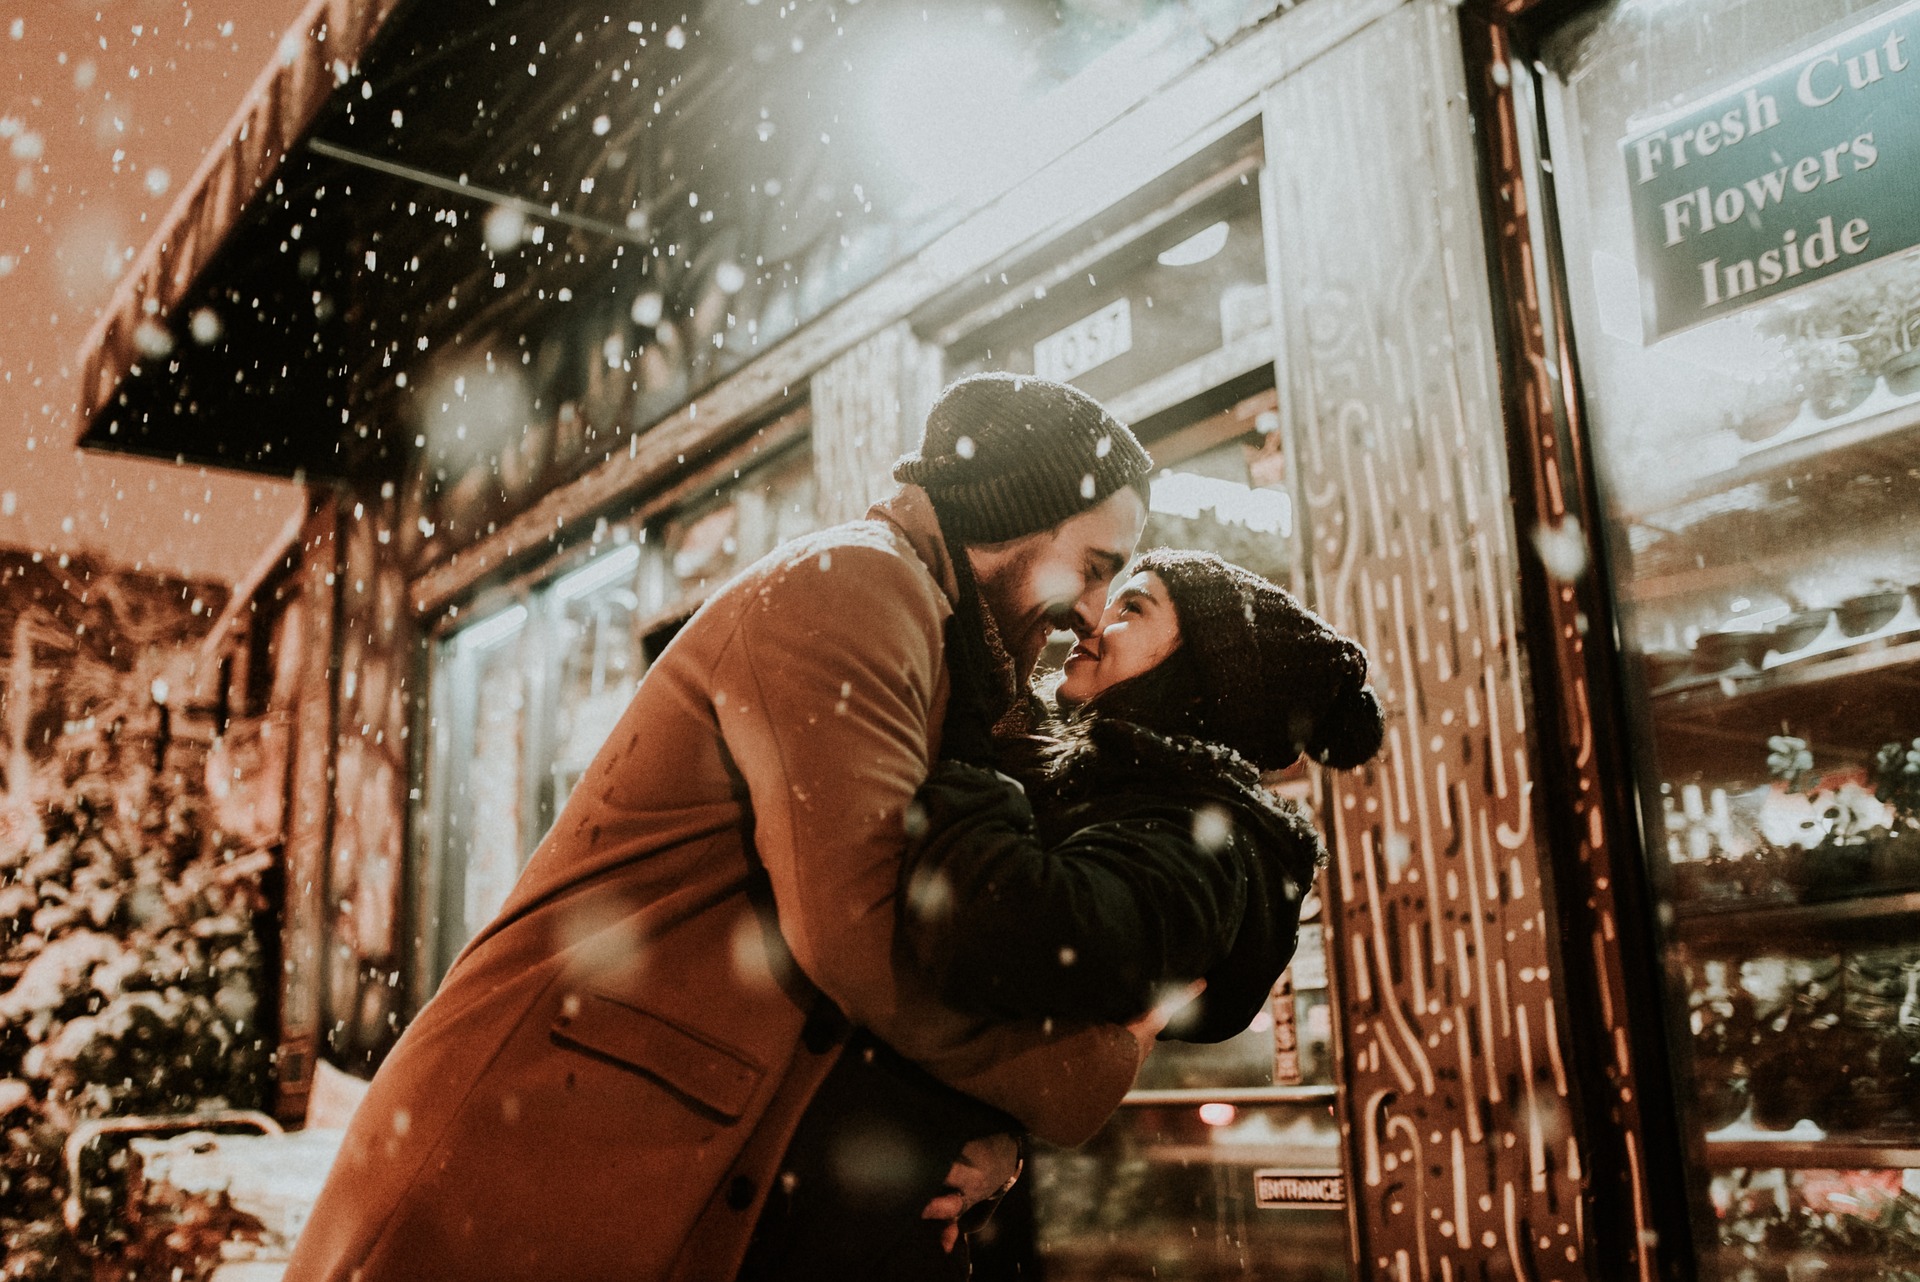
[1621, 0, 1920, 338]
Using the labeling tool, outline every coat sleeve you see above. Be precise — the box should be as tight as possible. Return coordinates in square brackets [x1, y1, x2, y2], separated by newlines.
[899, 761, 1245, 1025]
[710, 537, 1141, 1146]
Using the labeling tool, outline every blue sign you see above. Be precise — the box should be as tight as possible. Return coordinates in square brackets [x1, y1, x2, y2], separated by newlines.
[1621, 0, 1920, 337]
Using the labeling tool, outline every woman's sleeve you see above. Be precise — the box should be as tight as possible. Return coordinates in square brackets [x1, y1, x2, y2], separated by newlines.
[899, 761, 1246, 1025]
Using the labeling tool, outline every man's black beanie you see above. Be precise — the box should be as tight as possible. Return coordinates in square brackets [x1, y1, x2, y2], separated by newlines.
[893, 372, 1153, 543]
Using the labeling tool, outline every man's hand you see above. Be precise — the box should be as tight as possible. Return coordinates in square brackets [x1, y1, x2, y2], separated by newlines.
[919, 1132, 1023, 1254]
[1126, 979, 1206, 1062]
[914, 984, 1207, 1253]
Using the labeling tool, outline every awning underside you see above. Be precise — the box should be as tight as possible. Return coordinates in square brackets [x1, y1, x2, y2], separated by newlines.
[78, 0, 1192, 483]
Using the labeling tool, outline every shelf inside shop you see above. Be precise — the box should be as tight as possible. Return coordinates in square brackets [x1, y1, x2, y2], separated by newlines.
[1646, 636, 1920, 780]
[1652, 634, 1920, 706]
[1704, 1138, 1920, 1170]
[1624, 381, 1920, 525]
[1703, 1249, 1920, 1282]
[1672, 889, 1920, 947]
[1620, 423, 1920, 609]
[1121, 1085, 1337, 1107]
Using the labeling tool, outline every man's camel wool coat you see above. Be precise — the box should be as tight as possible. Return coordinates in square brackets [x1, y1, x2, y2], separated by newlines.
[283, 488, 1140, 1282]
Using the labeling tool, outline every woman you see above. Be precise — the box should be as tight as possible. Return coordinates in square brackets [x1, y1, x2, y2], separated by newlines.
[901, 547, 1384, 1041]
[738, 549, 1384, 1280]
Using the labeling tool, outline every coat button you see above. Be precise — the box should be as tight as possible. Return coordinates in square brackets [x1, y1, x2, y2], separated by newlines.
[726, 1175, 756, 1210]
[801, 1005, 847, 1054]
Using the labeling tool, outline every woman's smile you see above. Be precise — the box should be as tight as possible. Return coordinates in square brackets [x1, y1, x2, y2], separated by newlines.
[1056, 570, 1182, 705]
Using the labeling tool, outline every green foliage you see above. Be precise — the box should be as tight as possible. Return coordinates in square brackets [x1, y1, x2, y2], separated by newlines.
[1872, 737, 1920, 819]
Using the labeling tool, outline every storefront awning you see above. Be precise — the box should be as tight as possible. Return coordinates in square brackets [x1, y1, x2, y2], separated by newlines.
[75, 0, 403, 464]
[74, 0, 1268, 486]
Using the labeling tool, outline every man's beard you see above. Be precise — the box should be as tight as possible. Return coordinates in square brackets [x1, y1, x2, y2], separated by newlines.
[972, 545, 1050, 682]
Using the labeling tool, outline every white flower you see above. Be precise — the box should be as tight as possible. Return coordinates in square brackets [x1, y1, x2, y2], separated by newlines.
[0, 791, 43, 866]
[0, 931, 120, 1024]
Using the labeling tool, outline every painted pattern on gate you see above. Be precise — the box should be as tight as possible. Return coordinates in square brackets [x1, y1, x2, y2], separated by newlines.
[1265, 4, 1591, 1276]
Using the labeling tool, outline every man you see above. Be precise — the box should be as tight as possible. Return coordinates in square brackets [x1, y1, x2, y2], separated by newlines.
[285, 372, 1156, 1281]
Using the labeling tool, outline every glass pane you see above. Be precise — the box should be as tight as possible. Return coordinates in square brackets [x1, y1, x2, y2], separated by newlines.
[942, 167, 1313, 1092]
[1032, 1101, 1348, 1281]
[1540, 0, 1920, 1272]
[1711, 1167, 1920, 1274]
[465, 656, 528, 930]
[445, 606, 537, 949]
[1143, 403, 1294, 586]
[1130, 880, 1333, 1093]
[1127, 390, 1326, 1093]
[660, 443, 818, 605]
[548, 543, 651, 812]
[1685, 940, 1920, 1140]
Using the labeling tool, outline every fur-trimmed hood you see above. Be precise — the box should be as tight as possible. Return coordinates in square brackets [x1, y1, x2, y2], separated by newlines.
[1039, 716, 1325, 877]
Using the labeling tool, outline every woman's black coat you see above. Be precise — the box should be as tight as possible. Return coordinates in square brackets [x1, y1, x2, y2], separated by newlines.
[898, 717, 1326, 1043]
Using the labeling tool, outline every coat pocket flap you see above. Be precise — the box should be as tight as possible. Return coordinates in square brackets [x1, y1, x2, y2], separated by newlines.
[551, 994, 763, 1122]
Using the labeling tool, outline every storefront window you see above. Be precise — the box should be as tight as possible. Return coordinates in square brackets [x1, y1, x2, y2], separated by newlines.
[943, 155, 1272, 419]
[659, 444, 818, 609]
[1539, 0, 1920, 1270]
[1141, 391, 1295, 586]
[420, 439, 819, 986]
[1034, 1101, 1348, 1282]
[1127, 387, 1322, 1101]
[547, 544, 649, 810]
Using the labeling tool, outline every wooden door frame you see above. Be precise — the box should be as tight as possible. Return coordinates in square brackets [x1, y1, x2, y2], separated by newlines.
[1460, 0, 1697, 1275]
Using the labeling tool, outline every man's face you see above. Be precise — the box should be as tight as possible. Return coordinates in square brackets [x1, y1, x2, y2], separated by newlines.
[968, 486, 1149, 679]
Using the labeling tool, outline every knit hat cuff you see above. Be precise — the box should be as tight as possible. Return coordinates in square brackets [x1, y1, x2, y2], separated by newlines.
[893, 372, 1151, 544]
[905, 454, 1148, 544]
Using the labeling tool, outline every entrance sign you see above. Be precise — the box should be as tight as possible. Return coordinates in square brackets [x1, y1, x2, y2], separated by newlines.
[1620, 0, 1920, 338]
[1254, 1169, 1346, 1210]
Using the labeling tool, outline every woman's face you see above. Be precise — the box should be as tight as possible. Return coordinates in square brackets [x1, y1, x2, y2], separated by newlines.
[1057, 570, 1182, 706]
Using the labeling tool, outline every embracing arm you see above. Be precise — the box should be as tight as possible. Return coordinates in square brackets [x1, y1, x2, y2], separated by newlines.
[900, 760, 1243, 1025]
[710, 536, 1140, 1145]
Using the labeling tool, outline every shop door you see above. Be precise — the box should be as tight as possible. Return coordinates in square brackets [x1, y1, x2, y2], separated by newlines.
[935, 125, 1351, 1281]
[1528, 0, 1920, 1272]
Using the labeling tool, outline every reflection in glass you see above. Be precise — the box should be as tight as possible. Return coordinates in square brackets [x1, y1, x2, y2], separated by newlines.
[1540, 0, 1920, 1271]
[463, 643, 529, 936]
[1711, 1167, 1920, 1273]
